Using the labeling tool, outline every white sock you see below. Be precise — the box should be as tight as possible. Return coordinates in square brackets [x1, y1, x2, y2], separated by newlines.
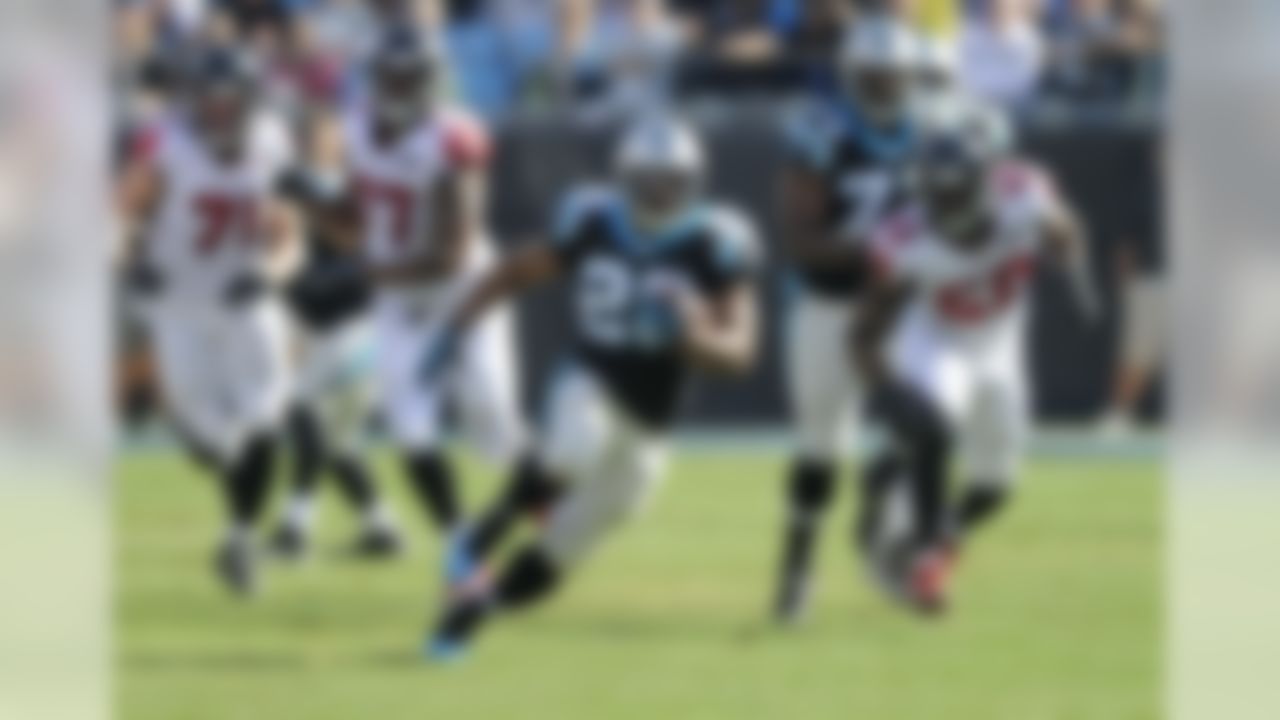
[285, 493, 317, 534]
[224, 523, 253, 550]
[362, 502, 396, 533]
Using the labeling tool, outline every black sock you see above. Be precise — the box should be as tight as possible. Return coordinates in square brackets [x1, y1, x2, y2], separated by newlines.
[907, 430, 951, 548]
[468, 456, 563, 561]
[330, 453, 378, 511]
[956, 484, 1010, 535]
[288, 406, 325, 499]
[495, 547, 561, 608]
[775, 458, 836, 616]
[435, 547, 561, 645]
[224, 432, 278, 529]
[857, 452, 904, 549]
[405, 450, 459, 531]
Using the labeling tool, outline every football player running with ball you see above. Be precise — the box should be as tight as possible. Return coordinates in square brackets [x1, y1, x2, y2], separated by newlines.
[852, 103, 1099, 615]
[419, 113, 762, 662]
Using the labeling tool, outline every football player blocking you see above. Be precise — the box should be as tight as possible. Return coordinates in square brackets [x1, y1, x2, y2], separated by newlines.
[419, 114, 762, 661]
[116, 48, 313, 594]
[119, 45, 404, 589]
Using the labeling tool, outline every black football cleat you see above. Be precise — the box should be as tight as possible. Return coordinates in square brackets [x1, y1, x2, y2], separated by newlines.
[773, 569, 813, 626]
[269, 523, 309, 562]
[215, 541, 259, 598]
[352, 525, 404, 559]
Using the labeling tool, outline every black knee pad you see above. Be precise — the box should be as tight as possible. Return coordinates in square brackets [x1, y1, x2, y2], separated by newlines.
[496, 547, 561, 610]
[957, 484, 1012, 532]
[508, 457, 564, 512]
[788, 459, 836, 514]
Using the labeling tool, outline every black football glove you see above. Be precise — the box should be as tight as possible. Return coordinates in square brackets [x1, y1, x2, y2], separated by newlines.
[122, 259, 165, 298]
[223, 271, 269, 307]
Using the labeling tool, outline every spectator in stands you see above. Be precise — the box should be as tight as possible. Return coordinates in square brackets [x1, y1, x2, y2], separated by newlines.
[779, 0, 851, 63]
[958, 0, 1045, 109]
[209, 0, 302, 57]
[1096, 143, 1165, 436]
[567, 0, 686, 123]
[444, 0, 560, 119]
[681, 0, 784, 65]
[1042, 0, 1161, 107]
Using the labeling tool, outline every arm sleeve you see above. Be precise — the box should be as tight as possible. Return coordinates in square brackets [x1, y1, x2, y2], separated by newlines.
[549, 185, 610, 265]
[126, 121, 166, 169]
[704, 206, 764, 291]
[780, 99, 838, 174]
[440, 111, 493, 172]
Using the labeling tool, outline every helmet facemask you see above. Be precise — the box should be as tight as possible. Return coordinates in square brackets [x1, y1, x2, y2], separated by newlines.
[920, 155, 989, 243]
[372, 57, 434, 134]
[844, 62, 912, 128]
[620, 164, 703, 234]
[191, 81, 255, 160]
[614, 116, 706, 235]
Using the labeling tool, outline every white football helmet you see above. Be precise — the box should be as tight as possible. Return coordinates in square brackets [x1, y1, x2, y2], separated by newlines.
[916, 35, 960, 90]
[838, 16, 922, 126]
[614, 113, 706, 231]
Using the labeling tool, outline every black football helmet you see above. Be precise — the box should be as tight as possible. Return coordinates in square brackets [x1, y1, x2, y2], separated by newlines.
[183, 46, 261, 157]
[369, 25, 444, 132]
[913, 101, 1010, 237]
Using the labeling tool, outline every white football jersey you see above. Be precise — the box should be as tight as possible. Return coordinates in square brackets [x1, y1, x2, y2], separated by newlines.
[870, 160, 1056, 343]
[343, 105, 493, 273]
[138, 111, 294, 302]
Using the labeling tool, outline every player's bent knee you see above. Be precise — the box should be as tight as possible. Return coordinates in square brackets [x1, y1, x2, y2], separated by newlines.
[507, 458, 564, 513]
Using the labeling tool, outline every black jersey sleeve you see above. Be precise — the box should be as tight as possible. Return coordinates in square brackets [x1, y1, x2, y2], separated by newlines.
[780, 98, 845, 175]
[550, 184, 616, 267]
[699, 205, 764, 293]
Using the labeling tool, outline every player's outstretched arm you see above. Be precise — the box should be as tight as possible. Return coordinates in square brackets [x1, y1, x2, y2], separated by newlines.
[1042, 197, 1102, 325]
[675, 281, 759, 376]
[457, 244, 561, 332]
[420, 243, 562, 384]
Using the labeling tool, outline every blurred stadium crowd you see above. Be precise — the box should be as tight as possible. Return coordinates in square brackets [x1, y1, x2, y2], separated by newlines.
[113, 0, 1163, 128]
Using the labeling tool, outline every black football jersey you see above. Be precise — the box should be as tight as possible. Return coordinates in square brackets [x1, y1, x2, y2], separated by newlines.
[285, 235, 372, 332]
[551, 185, 761, 429]
[782, 96, 916, 298]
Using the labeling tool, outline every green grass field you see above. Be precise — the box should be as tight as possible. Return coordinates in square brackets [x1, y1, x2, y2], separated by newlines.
[118, 444, 1159, 720]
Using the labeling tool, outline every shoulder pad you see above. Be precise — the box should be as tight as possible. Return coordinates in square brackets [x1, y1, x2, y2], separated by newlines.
[991, 160, 1057, 220]
[553, 184, 618, 245]
[127, 121, 167, 167]
[437, 107, 492, 170]
[781, 97, 846, 172]
[701, 203, 763, 277]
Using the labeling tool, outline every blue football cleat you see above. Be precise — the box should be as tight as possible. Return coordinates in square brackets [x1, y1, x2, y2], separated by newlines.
[425, 636, 468, 665]
[443, 526, 478, 589]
